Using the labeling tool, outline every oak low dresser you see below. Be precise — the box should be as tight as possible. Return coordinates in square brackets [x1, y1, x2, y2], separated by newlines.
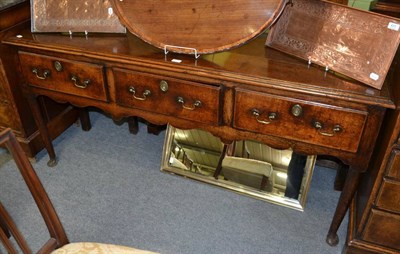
[1, 23, 396, 247]
[0, 3, 78, 159]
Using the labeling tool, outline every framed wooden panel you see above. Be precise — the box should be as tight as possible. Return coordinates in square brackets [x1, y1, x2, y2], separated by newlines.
[266, 0, 400, 90]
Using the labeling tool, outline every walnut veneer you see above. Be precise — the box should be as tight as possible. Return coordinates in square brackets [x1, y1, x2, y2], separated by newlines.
[1, 23, 396, 246]
[0, 2, 78, 158]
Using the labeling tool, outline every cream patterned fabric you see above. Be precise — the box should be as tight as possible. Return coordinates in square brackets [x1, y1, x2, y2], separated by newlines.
[51, 242, 159, 254]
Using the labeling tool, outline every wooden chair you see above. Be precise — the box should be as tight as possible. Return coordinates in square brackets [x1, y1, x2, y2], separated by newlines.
[0, 128, 157, 254]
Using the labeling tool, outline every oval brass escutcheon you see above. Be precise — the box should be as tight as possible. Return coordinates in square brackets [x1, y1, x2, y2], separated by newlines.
[159, 80, 168, 92]
[54, 61, 63, 72]
[291, 104, 303, 117]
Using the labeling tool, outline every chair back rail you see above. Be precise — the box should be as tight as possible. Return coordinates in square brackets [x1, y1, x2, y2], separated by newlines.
[0, 128, 69, 253]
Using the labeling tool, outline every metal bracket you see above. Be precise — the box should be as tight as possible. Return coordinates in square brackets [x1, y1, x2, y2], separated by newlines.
[164, 45, 200, 59]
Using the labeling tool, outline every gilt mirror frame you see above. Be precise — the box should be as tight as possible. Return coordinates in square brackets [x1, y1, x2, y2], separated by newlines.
[161, 125, 316, 211]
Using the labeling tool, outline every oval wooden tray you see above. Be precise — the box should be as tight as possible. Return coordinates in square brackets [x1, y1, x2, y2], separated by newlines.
[111, 0, 286, 54]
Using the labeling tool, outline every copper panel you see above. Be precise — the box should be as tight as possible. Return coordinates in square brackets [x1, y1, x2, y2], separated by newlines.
[110, 0, 286, 54]
[266, 0, 400, 90]
[31, 0, 125, 33]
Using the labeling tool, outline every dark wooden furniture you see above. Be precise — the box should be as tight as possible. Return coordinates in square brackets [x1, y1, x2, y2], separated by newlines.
[343, 59, 400, 254]
[0, 128, 157, 253]
[2, 23, 396, 247]
[343, 5, 400, 254]
[371, 0, 400, 18]
[0, 1, 78, 159]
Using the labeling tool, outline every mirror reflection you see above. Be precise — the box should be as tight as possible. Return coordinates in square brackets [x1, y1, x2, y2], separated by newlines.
[161, 126, 316, 211]
[0, 0, 25, 9]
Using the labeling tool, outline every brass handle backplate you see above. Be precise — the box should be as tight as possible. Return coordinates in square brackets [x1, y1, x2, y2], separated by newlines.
[128, 86, 151, 101]
[159, 80, 169, 92]
[71, 75, 91, 89]
[291, 104, 303, 117]
[32, 68, 51, 80]
[313, 121, 342, 137]
[251, 109, 277, 125]
[54, 61, 63, 72]
[177, 96, 202, 110]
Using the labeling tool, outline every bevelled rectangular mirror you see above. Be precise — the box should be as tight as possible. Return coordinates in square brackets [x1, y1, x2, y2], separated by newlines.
[161, 125, 316, 211]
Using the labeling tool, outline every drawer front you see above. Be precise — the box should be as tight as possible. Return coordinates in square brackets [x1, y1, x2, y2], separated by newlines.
[114, 68, 221, 125]
[19, 52, 107, 101]
[386, 150, 400, 180]
[376, 178, 400, 212]
[234, 89, 367, 152]
[363, 209, 400, 250]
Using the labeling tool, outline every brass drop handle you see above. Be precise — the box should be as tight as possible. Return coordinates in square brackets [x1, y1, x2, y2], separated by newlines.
[71, 75, 91, 89]
[32, 68, 51, 80]
[128, 86, 151, 101]
[177, 96, 202, 110]
[251, 109, 277, 125]
[313, 121, 342, 137]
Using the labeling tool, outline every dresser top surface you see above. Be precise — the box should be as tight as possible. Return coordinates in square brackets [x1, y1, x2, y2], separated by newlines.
[2, 23, 395, 108]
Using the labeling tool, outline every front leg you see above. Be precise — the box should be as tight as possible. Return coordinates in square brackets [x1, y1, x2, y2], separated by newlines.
[326, 168, 362, 246]
[27, 95, 57, 167]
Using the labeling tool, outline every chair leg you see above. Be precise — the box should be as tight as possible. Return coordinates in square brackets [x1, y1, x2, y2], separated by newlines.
[0, 215, 10, 238]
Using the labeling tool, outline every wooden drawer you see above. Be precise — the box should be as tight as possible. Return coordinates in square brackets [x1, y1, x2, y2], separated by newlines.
[19, 52, 107, 101]
[233, 89, 367, 152]
[376, 178, 400, 212]
[363, 209, 400, 250]
[114, 68, 221, 125]
[386, 149, 400, 180]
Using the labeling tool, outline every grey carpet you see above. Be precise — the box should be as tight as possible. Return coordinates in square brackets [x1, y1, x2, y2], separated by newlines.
[0, 112, 347, 254]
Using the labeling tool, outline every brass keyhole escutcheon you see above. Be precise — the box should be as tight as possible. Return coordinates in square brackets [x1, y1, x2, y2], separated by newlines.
[54, 61, 63, 72]
[159, 80, 168, 92]
[291, 104, 303, 117]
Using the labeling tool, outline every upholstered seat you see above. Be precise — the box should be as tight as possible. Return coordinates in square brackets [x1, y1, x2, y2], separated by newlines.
[52, 242, 158, 254]
[0, 129, 158, 254]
